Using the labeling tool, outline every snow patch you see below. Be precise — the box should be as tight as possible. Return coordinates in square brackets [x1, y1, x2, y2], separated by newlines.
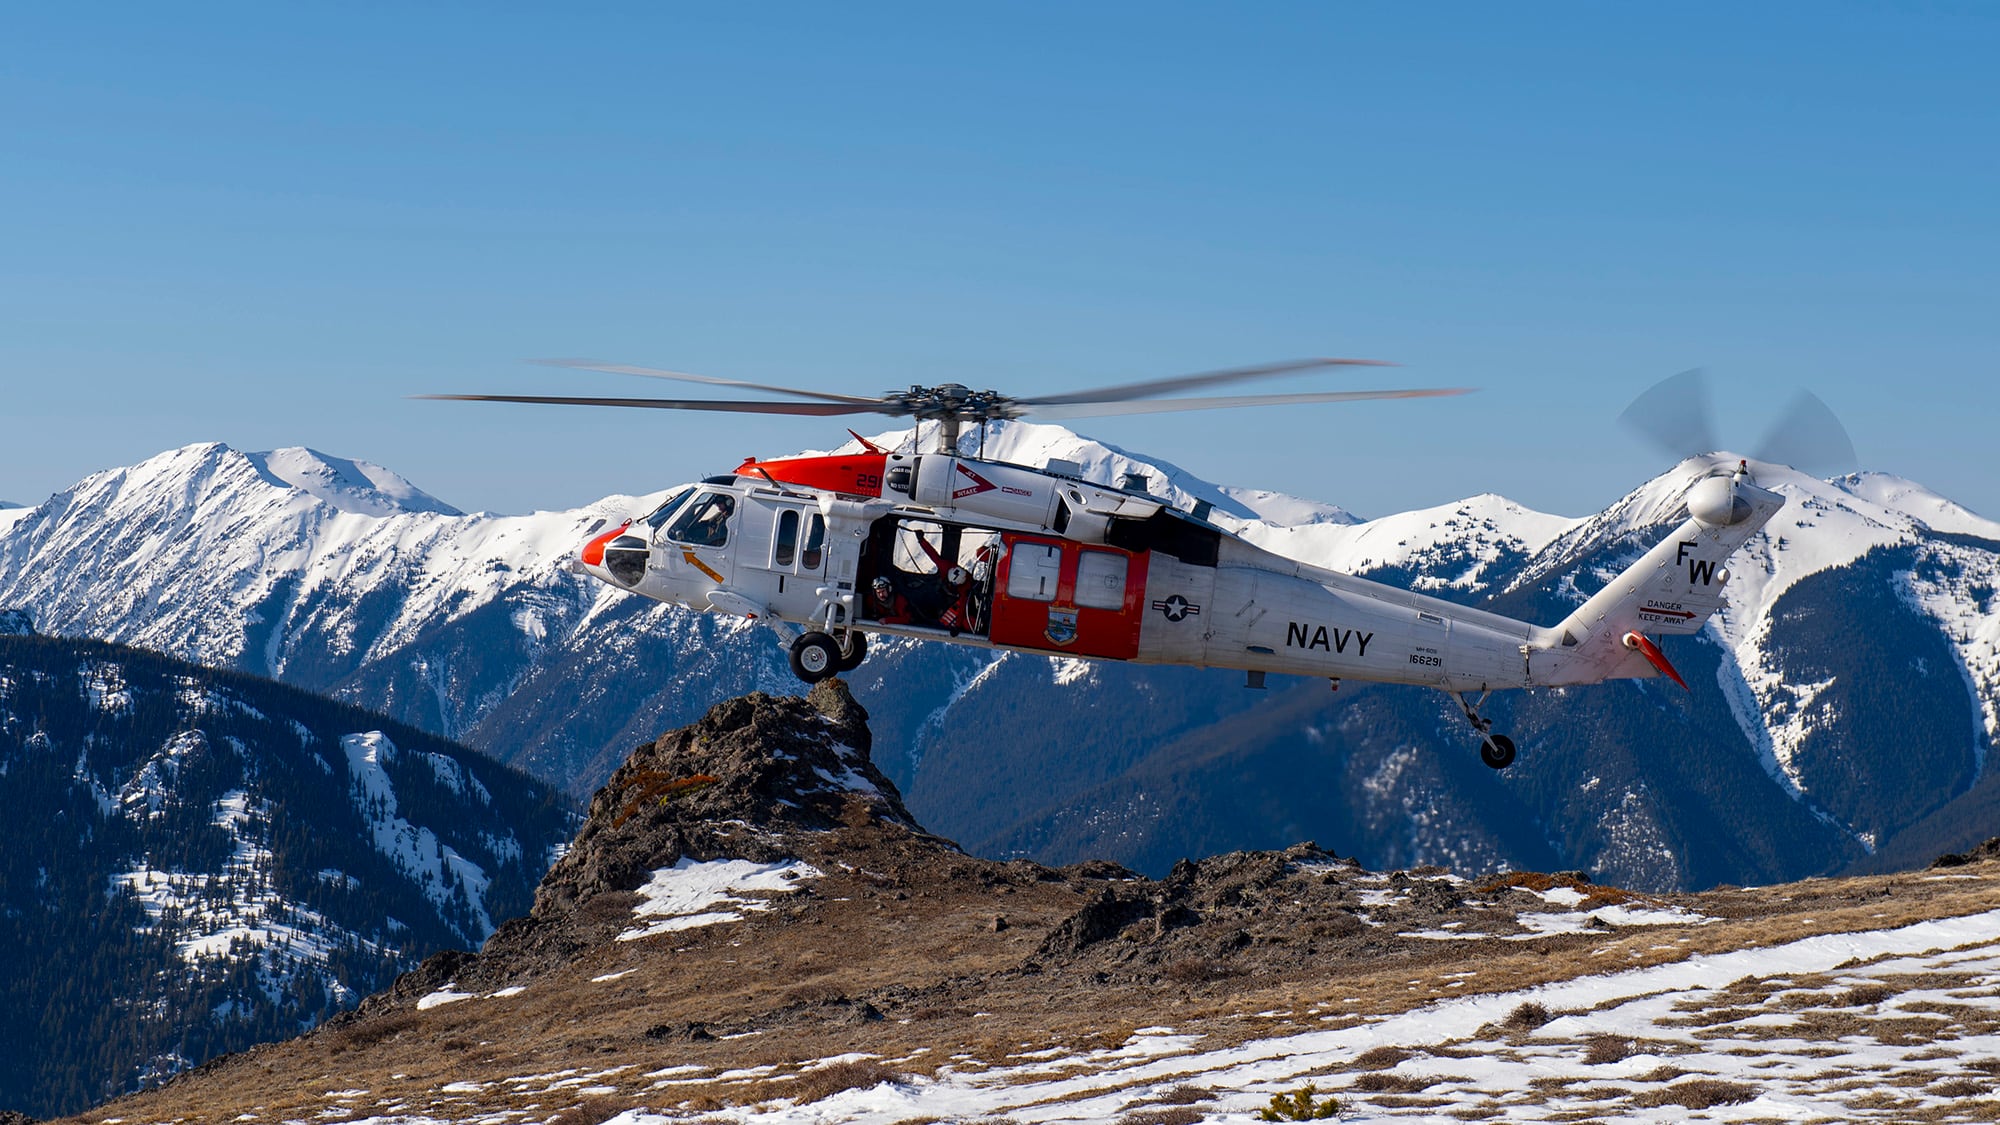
[416, 989, 475, 1011]
[79, 660, 134, 714]
[118, 730, 213, 818]
[1050, 657, 1094, 686]
[340, 732, 495, 941]
[618, 857, 823, 942]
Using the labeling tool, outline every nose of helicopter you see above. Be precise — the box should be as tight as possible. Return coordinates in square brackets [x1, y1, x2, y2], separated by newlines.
[579, 520, 647, 587]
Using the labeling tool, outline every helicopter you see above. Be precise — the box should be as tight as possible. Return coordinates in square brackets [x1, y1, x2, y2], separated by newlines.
[422, 359, 1785, 770]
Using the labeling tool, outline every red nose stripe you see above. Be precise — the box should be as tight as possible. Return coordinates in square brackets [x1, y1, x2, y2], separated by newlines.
[580, 521, 632, 567]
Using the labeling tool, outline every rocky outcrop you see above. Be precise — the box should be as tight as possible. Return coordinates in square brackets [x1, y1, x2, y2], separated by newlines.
[366, 683, 1629, 1015]
[378, 681, 940, 999]
[1932, 837, 2000, 868]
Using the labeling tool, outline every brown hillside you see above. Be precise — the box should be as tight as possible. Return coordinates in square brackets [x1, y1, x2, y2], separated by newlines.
[75, 682, 2000, 1124]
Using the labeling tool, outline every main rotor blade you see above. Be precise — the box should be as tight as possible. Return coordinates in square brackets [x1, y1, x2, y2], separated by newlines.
[531, 358, 881, 405]
[1018, 357, 1394, 407]
[1754, 390, 1857, 477]
[413, 393, 880, 416]
[1019, 386, 1472, 419]
[1617, 368, 1718, 459]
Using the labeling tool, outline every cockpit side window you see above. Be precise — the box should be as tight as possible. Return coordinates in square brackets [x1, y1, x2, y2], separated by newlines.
[667, 492, 736, 547]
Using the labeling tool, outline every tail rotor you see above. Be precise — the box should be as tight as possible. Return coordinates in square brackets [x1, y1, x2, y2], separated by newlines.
[1617, 368, 1857, 478]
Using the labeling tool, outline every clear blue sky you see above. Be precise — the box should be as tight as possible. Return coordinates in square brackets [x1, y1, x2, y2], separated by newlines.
[4, 3, 1996, 521]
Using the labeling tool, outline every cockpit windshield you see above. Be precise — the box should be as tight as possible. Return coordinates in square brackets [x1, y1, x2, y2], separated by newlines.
[640, 488, 694, 536]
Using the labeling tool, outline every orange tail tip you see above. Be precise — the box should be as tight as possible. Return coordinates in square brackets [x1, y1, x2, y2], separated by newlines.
[1622, 631, 1689, 691]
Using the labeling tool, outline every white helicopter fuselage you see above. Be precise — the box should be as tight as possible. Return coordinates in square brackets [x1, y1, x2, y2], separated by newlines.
[577, 450, 1783, 701]
[433, 359, 1798, 770]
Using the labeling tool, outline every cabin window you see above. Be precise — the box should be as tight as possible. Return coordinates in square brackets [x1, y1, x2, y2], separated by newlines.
[1007, 543, 1062, 602]
[1074, 550, 1128, 610]
[802, 513, 826, 570]
[667, 493, 735, 547]
[773, 510, 799, 567]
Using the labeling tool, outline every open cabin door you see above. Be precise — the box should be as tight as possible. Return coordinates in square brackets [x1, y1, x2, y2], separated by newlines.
[988, 533, 1149, 660]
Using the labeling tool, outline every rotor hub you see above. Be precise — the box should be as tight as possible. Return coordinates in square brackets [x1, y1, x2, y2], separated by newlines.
[883, 384, 1022, 424]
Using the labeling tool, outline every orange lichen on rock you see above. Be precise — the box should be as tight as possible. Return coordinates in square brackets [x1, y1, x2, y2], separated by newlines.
[611, 770, 720, 827]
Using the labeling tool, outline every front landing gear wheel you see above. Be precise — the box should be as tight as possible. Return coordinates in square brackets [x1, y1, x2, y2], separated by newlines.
[1479, 734, 1517, 770]
[789, 631, 840, 683]
[835, 631, 868, 671]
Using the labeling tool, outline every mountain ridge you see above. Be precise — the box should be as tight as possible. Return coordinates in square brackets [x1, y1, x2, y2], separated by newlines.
[0, 632, 576, 1117]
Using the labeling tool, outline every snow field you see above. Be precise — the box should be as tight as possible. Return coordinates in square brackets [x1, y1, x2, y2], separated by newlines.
[0, 440, 652, 681]
[292, 908, 2000, 1125]
[585, 908, 2000, 1123]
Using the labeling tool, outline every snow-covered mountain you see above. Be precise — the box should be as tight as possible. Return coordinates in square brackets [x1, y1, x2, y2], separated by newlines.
[1, 427, 1995, 892]
[0, 443, 620, 677]
[0, 630, 575, 1117]
[1512, 459, 2000, 822]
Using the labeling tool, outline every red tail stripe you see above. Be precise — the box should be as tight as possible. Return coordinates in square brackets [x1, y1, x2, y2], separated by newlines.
[1623, 631, 1690, 692]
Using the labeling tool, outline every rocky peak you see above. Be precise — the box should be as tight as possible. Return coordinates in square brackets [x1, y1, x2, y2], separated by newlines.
[597, 678, 908, 835]
[458, 682, 927, 974]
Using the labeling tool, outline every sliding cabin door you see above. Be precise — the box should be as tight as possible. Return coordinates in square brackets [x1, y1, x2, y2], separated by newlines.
[987, 534, 1149, 660]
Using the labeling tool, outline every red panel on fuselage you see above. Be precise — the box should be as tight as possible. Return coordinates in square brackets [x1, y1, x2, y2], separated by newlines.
[987, 533, 1149, 660]
[736, 453, 888, 497]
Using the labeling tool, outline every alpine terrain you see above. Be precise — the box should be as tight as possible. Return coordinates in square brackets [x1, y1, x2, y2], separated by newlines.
[71, 682, 2000, 1125]
[0, 626, 575, 1118]
[0, 427, 1995, 892]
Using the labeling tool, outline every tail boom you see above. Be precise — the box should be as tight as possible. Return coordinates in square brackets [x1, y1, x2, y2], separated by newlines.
[1530, 469, 1783, 687]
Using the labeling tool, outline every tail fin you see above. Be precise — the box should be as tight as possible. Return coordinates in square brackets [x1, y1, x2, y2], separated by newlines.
[1534, 465, 1784, 687]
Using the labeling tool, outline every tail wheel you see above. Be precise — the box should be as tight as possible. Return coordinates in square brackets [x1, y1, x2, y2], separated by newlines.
[1480, 734, 1517, 770]
[789, 631, 841, 683]
[836, 631, 868, 671]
